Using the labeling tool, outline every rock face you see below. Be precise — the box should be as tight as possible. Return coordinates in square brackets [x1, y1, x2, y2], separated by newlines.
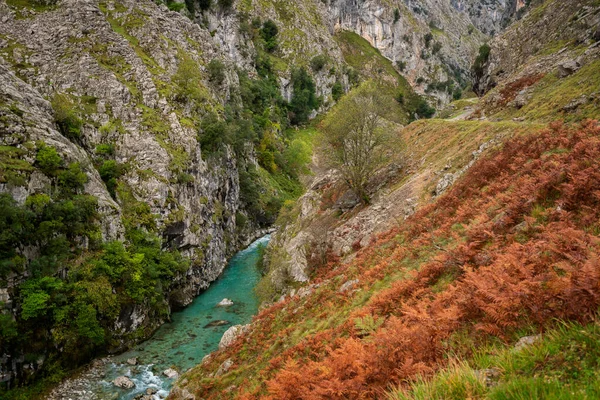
[0, 0, 264, 386]
[163, 368, 179, 379]
[474, 0, 600, 95]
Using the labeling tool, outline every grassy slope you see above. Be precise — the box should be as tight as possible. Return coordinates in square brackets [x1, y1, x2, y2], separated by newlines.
[174, 116, 600, 399]
[170, 4, 600, 396]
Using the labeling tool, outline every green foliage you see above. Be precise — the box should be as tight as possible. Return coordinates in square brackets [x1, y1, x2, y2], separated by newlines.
[260, 20, 279, 52]
[321, 81, 400, 202]
[172, 54, 206, 105]
[166, 0, 185, 11]
[217, 0, 233, 8]
[207, 59, 226, 85]
[473, 43, 491, 77]
[35, 144, 63, 176]
[393, 8, 400, 23]
[95, 143, 115, 157]
[332, 81, 344, 101]
[310, 54, 327, 72]
[57, 162, 88, 194]
[410, 97, 436, 119]
[98, 159, 124, 198]
[197, 0, 211, 10]
[51, 94, 83, 140]
[289, 67, 321, 125]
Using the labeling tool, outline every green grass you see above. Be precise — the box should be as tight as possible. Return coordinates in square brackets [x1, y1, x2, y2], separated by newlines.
[6, 0, 56, 16]
[492, 59, 600, 122]
[388, 321, 600, 400]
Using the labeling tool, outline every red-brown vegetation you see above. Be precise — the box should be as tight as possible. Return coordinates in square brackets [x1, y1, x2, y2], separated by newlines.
[183, 121, 600, 399]
[263, 121, 600, 398]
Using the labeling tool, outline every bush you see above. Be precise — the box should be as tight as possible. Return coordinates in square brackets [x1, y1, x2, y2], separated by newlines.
[218, 0, 233, 8]
[472, 43, 491, 77]
[197, 0, 211, 11]
[51, 94, 83, 140]
[414, 97, 436, 119]
[310, 55, 327, 72]
[36, 144, 63, 176]
[98, 160, 124, 198]
[207, 59, 226, 84]
[57, 162, 88, 194]
[261, 20, 279, 52]
[332, 82, 343, 102]
[393, 8, 400, 23]
[289, 67, 320, 125]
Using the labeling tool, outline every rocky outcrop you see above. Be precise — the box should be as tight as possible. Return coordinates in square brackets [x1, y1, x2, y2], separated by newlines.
[219, 324, 250, 350]
[326, 0, 487, 103]
[474, 0, 600, 95]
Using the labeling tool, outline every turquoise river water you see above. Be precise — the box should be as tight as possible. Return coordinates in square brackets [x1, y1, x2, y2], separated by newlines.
[91, 235, 270, 399]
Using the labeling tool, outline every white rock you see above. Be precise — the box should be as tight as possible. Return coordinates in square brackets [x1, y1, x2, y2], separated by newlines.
[219, 325, 250, 350]
[339, 279, 360, 293]
[126, 357, 137, 366]
[163, 368, 179, 379]
[217, 298, 234, 306]
[113, 376, 135, 389]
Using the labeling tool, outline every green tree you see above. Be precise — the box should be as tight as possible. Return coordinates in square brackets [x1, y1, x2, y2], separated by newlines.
[36, 144, 63, 176]
[260, 20, 279, 52]
[207, 59, 226, 85]
[321, 82, 399, 203]
[51, 94, 83, 140]
[289, 67, 320, 125]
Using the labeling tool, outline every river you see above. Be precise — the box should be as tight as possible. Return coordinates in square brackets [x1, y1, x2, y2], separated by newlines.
[60, 235, 269, 400]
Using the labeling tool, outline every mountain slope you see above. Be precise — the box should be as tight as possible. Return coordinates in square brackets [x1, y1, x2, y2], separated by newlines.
[167, 1, 600, 398]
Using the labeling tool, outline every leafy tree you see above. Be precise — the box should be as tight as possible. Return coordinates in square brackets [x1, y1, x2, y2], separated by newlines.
[36, 144, 63, 176]
[207, 59, 226, 84]
[51, 94, 83, 140]
[260, 20, 279, 52]
[289, 67, 320, 125]
[321, 82, 399, 203]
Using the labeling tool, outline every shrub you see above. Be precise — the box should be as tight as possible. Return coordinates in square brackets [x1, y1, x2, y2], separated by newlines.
[261, 20, 279, 52]
[332, 82, 343, 102]
[414, 97, 436, 119]
[472, 43, 491, 77]
[393, 8, 400, 23]
[289, 67, 320, 125]
[35, 144, 63, 176]
[207, 59, 226, 85]
[51, 94, 83, 140]
[218, 0, 233, 8]
[310, 55, 327, 72]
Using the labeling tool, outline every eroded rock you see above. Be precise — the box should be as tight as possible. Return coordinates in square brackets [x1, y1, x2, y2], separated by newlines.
[113, 376, 135, 389]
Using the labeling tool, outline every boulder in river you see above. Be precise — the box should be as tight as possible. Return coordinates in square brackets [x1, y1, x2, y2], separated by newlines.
[163, 368, 179, 379]
[113, 375, 135, 389]
[127, 357, 138, 366]
[204, 320, 230, 328]
[217, 298, 234, 306]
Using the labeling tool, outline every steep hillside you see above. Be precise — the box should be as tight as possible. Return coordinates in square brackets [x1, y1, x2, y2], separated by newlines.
[167, 1, 600, 399]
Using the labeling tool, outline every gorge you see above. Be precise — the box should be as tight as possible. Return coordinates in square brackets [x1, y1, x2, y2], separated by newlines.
[1, 0, 600, 399]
